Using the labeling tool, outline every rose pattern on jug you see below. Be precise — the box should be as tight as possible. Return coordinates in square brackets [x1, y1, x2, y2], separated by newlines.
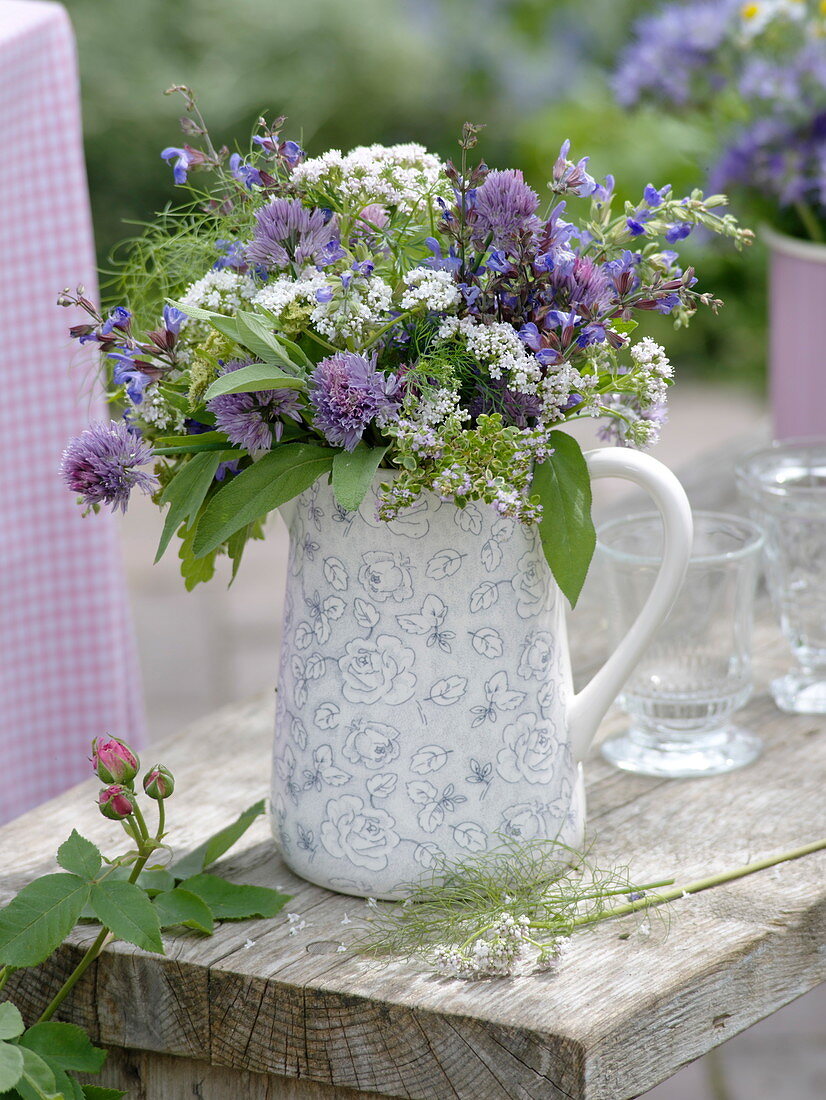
[272, 480, 584, 897]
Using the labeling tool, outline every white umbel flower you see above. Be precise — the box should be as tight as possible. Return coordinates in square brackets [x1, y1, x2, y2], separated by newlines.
[401, 267, 461, 313]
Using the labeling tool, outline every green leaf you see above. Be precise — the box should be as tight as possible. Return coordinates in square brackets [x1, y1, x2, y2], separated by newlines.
[83, 1088, 126, 1100]
[331, 445, 387, 512]
[0, 1003, 24, 1041]
[14, 1047, 60, 1100]
[192, 444, 334, 557]
[178, 520, 217, 591]
[610, 318, 639, 336]
[89, 881, 163, 954]
[169, 800, 266, 880]
[0, 875, 91, 968]
[203, 362, 306, 403]
[56, 833, 101, 882]
[0, 1042, 24, 1093]
[152, 889, 214, 934]
[155, 451, 235, 563]
[46, 1066, 85, 1100]
[19, 1023, 106, 1074]
[255, 310, 316, 371]
[152, 431, 232, 456]
[531, 431, 596, 609]
[166, 299, 241, 345]
[179, 875, 290, 921]
[234, 312, 306, 375]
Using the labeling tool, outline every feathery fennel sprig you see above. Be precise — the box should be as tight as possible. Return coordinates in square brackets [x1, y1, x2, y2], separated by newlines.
[358, 836, 826, 979]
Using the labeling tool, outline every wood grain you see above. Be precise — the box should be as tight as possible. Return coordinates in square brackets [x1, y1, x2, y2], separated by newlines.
[3, 430, 824, 1100]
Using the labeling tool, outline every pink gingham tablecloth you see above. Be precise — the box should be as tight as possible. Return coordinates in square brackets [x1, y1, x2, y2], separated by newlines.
[0, 1, 145, 823]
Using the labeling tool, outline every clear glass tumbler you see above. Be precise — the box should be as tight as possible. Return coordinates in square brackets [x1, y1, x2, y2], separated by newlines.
[597, 511, 764, 778]
[736, 439, 826, 714]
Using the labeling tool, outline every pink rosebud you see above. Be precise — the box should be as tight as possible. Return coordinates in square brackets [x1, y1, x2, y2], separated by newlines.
[143, 765, 174, 801]
[91, 736, 139, 785]
[98, 784, 136, 820]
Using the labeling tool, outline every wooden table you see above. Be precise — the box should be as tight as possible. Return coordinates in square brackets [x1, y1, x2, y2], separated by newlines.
[1, 439, 824, 1099]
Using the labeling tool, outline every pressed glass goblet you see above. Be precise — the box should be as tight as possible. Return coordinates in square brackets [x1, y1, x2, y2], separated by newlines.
[597, 511, 763, 778]
[736, 439, 826, 714]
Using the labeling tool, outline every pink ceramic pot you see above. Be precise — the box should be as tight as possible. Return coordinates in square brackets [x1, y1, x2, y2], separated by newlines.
[766, 227, 826, 439]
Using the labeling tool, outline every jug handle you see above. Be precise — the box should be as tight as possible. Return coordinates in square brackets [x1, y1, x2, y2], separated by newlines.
[567, 447, 693, 763]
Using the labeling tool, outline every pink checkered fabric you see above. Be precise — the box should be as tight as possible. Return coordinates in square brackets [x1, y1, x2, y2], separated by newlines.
[0, 1, 145, 823]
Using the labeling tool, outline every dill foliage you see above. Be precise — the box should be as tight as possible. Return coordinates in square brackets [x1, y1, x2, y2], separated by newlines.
[358, 837, 673, 976]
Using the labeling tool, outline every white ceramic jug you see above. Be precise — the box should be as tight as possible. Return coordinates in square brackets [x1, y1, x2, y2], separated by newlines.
[272, 448, 692, 898]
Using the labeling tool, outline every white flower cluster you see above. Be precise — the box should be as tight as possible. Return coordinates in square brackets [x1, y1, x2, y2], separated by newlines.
[179, 269, 257, 315]
[312, 275, 394, 344]
[139, 388, 185, 433]
[252, 272, 330, 333]
[291, 143, 450, 215]
[400, 267, 461, 313]
[437, 316, 542, 393]
[629, 336, 673, 406]
[432, 912, 535, 978]
[539, 362, 584, 423]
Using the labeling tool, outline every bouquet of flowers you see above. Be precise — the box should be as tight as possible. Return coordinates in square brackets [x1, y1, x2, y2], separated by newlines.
[61, 87, 750, 605]
[614, 0, 826, 241]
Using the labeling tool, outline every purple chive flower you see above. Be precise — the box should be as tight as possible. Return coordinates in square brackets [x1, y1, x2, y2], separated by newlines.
[229, 152, 263, 189]
[207, 360, 303, 457]
[61, 420, 158, 513]
[309, 352, 400, 452]
[245, 198, 345, 271]
[472, 169, 541, 243]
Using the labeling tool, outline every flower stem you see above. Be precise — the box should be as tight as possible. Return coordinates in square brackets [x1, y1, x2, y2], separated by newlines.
[794, 202, 824, 244]
[559, 838, 826, 932]
[36, 842, 157, 1024]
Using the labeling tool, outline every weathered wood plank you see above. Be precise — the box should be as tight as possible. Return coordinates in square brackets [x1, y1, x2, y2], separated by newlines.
[2, 430, 824, 1100]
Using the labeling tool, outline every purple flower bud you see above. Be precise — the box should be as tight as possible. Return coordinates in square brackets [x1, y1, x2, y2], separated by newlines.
[98, 785, 136, 820]
[162, 305, 186, 335]
[143, 765, 175, 800]
[100, 307, 132, 336]
[664, 222, 692, 243]
[91, 736, 140, 784]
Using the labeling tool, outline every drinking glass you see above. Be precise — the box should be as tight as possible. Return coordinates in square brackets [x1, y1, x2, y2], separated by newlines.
[596, 511, 764, 778]
[736, 439, 826, 714]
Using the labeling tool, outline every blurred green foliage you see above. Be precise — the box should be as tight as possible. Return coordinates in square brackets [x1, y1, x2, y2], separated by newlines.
[66, 0, 765, 390]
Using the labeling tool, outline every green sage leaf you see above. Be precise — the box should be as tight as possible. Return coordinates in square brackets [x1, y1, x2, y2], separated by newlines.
[166, 299, 241, 345]
[203, 362, 306, 402]
[331, 445, 387, 512]
[192, 443, 334, 557]
[531, 430, 596, 609]
[19, 1022, 106, 1073]
[82, 1088, 127, 1100]
[155, 450, 236, 562]
[0, 1042, 24, 1093]
[169, 800, 266, 881]
[179, 874, 290, 921]
[0, 874, 91, 967]
[152, 888, 214, 934]
[0, 1002, 24, 1040]
[89, 881, 163, 954]
[234, 312, 307, 376]
[56, 832, 102, 882]
[152, 431, 232, 456]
